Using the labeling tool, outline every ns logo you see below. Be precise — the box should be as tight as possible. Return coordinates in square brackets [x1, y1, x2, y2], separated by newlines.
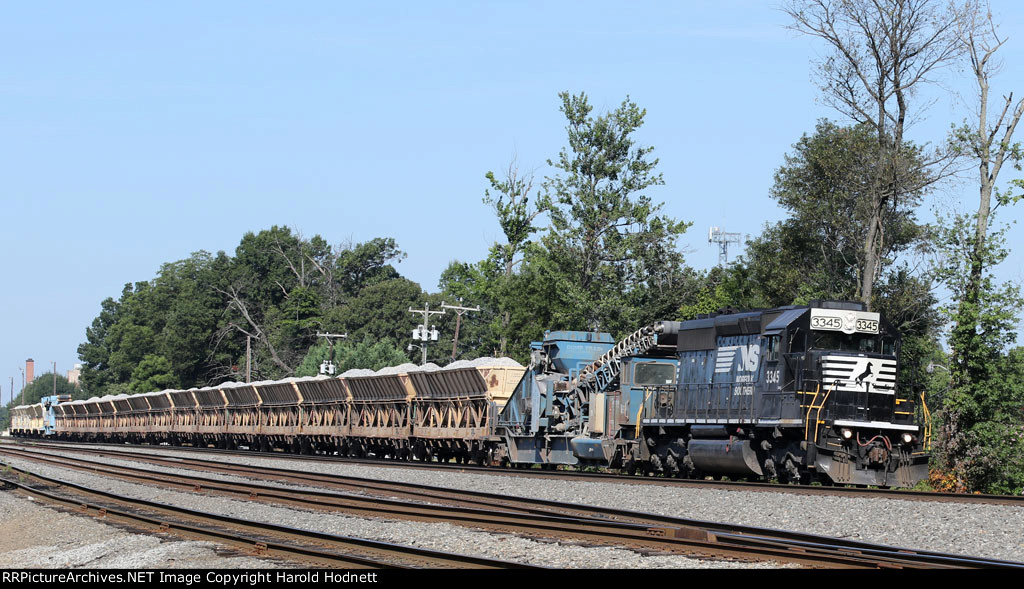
[715, 344, 760, 373]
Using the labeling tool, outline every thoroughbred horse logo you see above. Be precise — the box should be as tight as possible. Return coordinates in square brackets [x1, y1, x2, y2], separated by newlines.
[854, 362, 875, 390]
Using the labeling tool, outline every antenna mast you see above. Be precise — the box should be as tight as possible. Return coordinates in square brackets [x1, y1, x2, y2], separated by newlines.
[708, 226, 743, 266]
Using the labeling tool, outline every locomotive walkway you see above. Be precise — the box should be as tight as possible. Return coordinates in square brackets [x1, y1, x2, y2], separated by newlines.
[2, 442, 1021, 569]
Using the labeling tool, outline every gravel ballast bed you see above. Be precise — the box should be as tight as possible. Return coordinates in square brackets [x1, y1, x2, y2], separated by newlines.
[13, 442, 1024, 563]
[0, 488, 283, 569]
[0, 454, 782, 569]
[80, 445, 1024, 562]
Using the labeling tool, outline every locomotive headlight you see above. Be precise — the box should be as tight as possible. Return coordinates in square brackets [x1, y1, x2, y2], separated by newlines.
[902, 433, 914, 444]
[841, 428, 853, 440]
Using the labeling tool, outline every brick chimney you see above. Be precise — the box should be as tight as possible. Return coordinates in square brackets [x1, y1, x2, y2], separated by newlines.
[25, 358, 34, 384]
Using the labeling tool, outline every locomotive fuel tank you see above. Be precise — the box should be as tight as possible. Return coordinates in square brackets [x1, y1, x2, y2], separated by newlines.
[686, 438, 764, 477]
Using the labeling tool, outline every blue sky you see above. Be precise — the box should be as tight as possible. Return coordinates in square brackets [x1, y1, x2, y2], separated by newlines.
[2, 1, 1022, 401]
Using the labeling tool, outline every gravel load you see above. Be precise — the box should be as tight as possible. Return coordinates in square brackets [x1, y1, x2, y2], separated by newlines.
[33, 444, 1024, 564]
[339, 368, 375, 377]
[374, 363, 420, 375]
[447, 357, 524, 369]
[0, 452, 785, 569]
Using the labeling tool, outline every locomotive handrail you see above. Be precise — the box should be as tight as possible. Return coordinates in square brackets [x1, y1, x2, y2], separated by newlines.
[804, 381, 838, 443]
[919, 392, 932, 450]
[648, 382, 756, 424]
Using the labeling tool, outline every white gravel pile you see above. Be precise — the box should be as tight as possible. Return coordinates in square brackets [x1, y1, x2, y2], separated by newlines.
[339, 368, 375, 377]
[374, 363, 420, 375]
[338, 357, 523, 377]
[447, 357, 524, 369]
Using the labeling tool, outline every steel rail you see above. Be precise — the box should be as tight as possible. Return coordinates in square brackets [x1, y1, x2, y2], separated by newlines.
[4, 445, 1022, 569]
[0, 463, 538, 570]
[8, 438, 1020, 507]
[0, 447, 893, 569]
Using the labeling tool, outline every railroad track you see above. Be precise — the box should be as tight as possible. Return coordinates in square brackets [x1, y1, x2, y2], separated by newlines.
[3, 443, 1021, 569]
[6, 438, 1022, 506]
[0, 460, 538, 569]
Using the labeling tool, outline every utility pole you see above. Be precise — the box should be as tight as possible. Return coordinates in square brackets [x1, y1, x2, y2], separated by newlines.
[53, 361, 57, 397]
[315, 332, 348, 375]
[20, 367, 24, 406]
[408, 302, 445, 365]
[246, 336, 251, 383]
[441, 299, 479, 361]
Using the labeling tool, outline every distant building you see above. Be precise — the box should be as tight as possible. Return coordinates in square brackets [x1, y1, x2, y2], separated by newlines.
[26, 358, 34, 384]
[66, 364, 82, 387]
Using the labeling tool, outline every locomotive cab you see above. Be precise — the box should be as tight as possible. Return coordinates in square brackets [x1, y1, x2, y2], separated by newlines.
[639, 300, 930, 487]
[779, 301, 928, 486]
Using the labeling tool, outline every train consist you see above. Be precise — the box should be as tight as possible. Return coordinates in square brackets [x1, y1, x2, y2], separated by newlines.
[9, 300, 931, 487]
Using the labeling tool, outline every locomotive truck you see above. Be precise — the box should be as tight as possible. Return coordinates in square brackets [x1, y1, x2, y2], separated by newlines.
[10, 300, 930, 487]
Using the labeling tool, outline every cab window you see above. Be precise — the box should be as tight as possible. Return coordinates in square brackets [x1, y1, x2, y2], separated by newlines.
[764, 335, 780, 362]
[881, 336, 896, 356]
[633, 363, 676, 386]
[812, 331, 880, 353]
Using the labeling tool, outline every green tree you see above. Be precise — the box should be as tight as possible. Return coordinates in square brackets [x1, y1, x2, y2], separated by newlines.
[438, 258, 502, 359]
[786, 0, 965, 307]
[129, 354, 179, 393]
[77, 296, 123, 396]
[216, 229, 410, 380]
[724, 121, 943, 393]
[335, 237, 406, 297]
[78, 251, 230, 394]
[747, 120, 929, 306]
[14, 372, 78, 405]
[676, 265, 764, 320]
[295, 340, 410, 377]
[437, 249, 560, 364]
[538, 91, 690, 336]
[933, 212, 1024, 493]
[482, 161, 544, 355]
[328, 277, 425, 351]
[78, 229, 415, 389]
[154, 251, 228, 386]
[219, 226, 318, 377]
[932, 4, 1024, 494]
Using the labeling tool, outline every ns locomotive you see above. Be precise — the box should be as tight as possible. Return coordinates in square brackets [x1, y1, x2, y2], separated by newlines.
[502, 299, 929, 487]
[10, 300, 930, 487]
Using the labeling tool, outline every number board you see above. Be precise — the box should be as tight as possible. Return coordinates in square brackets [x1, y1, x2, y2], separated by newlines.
[810, 309, 880, 335]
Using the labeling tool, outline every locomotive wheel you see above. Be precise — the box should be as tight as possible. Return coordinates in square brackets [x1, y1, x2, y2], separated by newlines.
[624, 458, 638, 477]
[781, 457, 801, 485]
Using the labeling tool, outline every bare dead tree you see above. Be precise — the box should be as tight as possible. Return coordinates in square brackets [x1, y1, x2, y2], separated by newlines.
[785, 0, 968, 308]
[214, 283, 295, 376]
[955, 0, 1024, 265]
[305, 242, 344, 309]
[267, 230, 314, 290]
[944, 0, 1024, 386]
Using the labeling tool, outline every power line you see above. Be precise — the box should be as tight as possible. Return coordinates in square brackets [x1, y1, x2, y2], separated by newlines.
[408, 303, 445, 365]
[315, 332, 348, 375]
[441, 299, 480, 361]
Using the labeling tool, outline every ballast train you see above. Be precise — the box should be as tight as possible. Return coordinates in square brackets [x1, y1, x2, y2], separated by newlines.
[10, 301, 930, 487]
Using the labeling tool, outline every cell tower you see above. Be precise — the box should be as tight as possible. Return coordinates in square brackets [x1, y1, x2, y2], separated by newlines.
[708, 226, 742, 266]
